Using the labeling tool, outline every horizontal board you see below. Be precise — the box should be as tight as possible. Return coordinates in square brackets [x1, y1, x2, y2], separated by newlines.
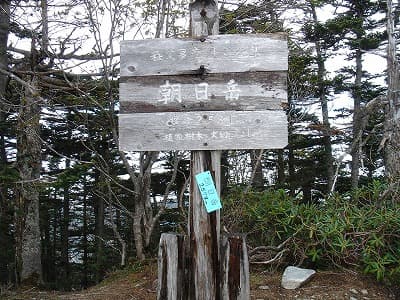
[120, 72, 287, 113]
[120, 34, 288, 77]
[119, 110, 288, 151]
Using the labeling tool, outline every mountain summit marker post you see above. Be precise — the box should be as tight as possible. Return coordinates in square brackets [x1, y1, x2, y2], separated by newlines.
[119, 0, 288, 299]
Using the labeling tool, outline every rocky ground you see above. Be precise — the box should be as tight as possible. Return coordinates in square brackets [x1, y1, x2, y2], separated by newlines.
[2, 262, 399, 300]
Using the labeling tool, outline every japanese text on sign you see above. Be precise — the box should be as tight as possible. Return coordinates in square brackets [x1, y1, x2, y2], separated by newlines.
[158, 79, 241, 104]
[149, 45, 258, 63]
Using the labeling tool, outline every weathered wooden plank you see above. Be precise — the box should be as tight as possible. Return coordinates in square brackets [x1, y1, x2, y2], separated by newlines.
[157, 233, 186, 300]
[120, 72, 287, 113]
[189, 0, 219, 37]
[119, 110, 288, 151]
[120, 33, 288, 77]
[220, 234, 250, 300]
[188, 151, 220, 300]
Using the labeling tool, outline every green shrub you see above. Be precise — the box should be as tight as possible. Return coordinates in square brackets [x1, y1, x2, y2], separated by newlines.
[222, 181, 400, 284]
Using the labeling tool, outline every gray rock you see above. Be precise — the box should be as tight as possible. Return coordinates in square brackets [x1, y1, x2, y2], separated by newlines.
[258, 285, 270, 290]
[350, 288, 359, 294]
[360, 289, 368, 295]
[281, 266, 316, 290]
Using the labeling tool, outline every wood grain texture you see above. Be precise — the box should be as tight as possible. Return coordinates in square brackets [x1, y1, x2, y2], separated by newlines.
[189, 0, 219, 37]
[157, 233, 186, 300]
[188, 151, 220, 300]
[119, 72, 287, 113]
[120, 33, 288, 77]
[119, 110, 288, 151]
[220, 234, 250, 300]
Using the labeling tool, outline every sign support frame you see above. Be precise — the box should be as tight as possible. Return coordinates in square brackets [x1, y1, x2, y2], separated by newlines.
[187, 1, 222, 299]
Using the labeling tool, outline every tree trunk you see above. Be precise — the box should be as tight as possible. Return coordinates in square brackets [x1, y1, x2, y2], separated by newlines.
[250, 150, 264, 190]
[0, 0, 9, 165]
[60, 183, 71, 290]
[16, 73, 42, 284]
[288, 123, 296, 197]
[51, 193, 58, 285]
[130, 151, 156, 261]
[41, 194, 51, 284]
[277, 150, 285, 188]
[384, 0, 400, 181]
[132, 209, 145, 260]
[220, 151, 229, 195]
[0, 0, 10, 285]
[133, 171, 152, 260]
[351, 47, 363, 189]
[82, 186, 89, 288]
[310, 3, 334, 192]
[95, 177, 105, 283]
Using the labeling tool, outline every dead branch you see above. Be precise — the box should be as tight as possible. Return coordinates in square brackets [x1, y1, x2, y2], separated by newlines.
[245, 149, 264, 193]
[331, 95, 387, 193]
[250, 249, 289, 265]
[248, 236, 292, 265]
[248, 236, 292, 256]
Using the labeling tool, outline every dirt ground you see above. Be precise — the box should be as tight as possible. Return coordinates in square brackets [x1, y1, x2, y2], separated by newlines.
[2, 263, 399, 300]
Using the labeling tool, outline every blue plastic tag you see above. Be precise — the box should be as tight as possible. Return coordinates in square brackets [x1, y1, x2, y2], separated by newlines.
[195, 171, 222, 213]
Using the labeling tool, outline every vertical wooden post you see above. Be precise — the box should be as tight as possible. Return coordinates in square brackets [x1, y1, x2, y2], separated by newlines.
[188, 1, 221, 299]
[157, 233, 186, 300]
[188, 151, 220, 299]
[156, 2, 252, 299]
[221, 234, 250, 300]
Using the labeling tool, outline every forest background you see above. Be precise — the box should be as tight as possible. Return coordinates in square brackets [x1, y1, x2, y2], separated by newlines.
[0, 0, 400, 292]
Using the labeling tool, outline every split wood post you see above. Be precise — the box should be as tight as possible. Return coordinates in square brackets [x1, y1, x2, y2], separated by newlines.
[188, 151, 221, 299]
[220, 234, 250, 300]
[187, 1, 221, 300]
[157, 233, 186, 300]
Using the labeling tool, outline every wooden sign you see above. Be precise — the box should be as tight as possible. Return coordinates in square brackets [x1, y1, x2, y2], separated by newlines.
[120, 34, 288, 77]
[119, 110, 287, 151]
[119, 33, 288, 151]
[120, 72, 287, 113]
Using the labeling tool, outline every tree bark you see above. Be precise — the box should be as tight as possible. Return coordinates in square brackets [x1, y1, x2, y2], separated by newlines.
[82, 185, 89, 288]
[277, 149, 285, 188]
[351, 47, 363, 189]
[51, 192, 58, 284]
[132, 152, 155, 261]
[310, 2, 334, 192]
[16, 73, 42, 284]
[95, 179, 105, 283]
[60, 172, 71, 290]
[384, 0, 400, 181]
[0, 0, 10, 285]
[249, 150, 264, 190]
[0, 0, 9, 164]
[41, 191, 51, 284]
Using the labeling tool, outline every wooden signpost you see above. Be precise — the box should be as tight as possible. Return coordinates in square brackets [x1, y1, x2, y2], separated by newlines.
[119, 33, 288, 151]
[119, 0, 288, 299]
